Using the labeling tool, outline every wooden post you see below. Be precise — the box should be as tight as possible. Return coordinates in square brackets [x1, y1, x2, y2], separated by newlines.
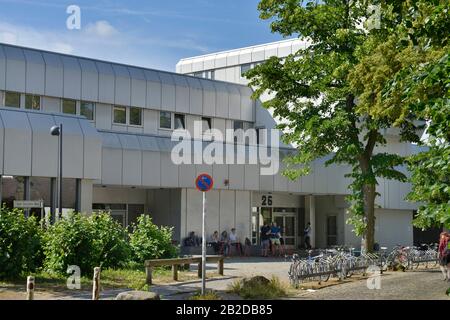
[146, 267, 153, 285]
[218, 259, 224, 276]
[26, 276, 35, 300]
[92, 267, 100, 300]
[197, 261, 202, 278]
[172, 264, 178, 281]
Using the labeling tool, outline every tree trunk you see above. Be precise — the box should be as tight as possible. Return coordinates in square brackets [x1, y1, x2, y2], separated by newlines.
[363, 183, 376, 253]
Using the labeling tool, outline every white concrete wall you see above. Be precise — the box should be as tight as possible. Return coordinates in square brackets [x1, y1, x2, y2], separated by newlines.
[181, 188, 251, 242]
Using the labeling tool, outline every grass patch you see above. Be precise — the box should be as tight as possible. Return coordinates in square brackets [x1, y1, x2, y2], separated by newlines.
[189, 290, 222, 300]
[228, 276, 289, 300]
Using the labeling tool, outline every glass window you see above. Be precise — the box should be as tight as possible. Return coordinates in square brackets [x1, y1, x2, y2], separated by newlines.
[80, 101, 95, 120]
[4, 91, 20, 108]
[193, 72, 204, 78]
[234, 120, 244, 131]
[210, 70, 215, 80]
[160, 111, 172, 129]
[130, 107, 142, 126]
[25, 94, 40, 110]
[202, 117, 211, 133]
[62, 99, 76, 114]
[241, 63, 252, 77]
[113, 106, 126, 124]
[174, 114, 185, 130]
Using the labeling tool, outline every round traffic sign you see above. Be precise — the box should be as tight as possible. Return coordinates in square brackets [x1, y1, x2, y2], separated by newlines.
[195, 174, 214, 192]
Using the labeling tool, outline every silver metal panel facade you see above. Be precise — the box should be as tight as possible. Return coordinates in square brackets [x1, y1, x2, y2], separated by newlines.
[4, 46, 26, 92]
[144, 70, 161, 109]
[200, 79, 216, 117]
[159, 72, 176, 111]
[142, 151, 161, 186]
[53, 115, 84, 178]
[0, 46, 5, 90]
[96, 62, 115, 104]
[79, 118, 102, 179]
[61, 56, 81, 99]
[112, 65, 131, 106]
[42, 52, 64, 97]
[186, 77, 203, 115]
[23, 49, 45, 94]
[118, 134, 142, 186]
[27, 112, 58, 177]
[173, 74, 189, 113]
[227, 84, 241, 119]
[129, 67, 146, 107]
[0, 109, 32, 175]
[79, 59, 99, 101]
[101, 132, 123, 185]
[214, 82, 229, 119]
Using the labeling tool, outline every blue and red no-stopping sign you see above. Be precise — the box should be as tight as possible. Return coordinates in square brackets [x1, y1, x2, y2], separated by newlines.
[195, 173, 214, 192]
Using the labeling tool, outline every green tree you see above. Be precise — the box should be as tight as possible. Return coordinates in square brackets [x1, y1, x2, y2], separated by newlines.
[376, 1, 450, 229]
[247, 0, 427, 252]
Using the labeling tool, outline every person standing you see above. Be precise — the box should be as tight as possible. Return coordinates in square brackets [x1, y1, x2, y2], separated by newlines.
[220, 230, 230, 256]
[270, 222, 282, 257]
[304, 222, 312, 250]
[438, 232, 450, 281]
[260, 222, 271, 257]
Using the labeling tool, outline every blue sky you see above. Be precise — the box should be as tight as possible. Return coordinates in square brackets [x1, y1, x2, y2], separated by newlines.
[0, 0, 289, 71]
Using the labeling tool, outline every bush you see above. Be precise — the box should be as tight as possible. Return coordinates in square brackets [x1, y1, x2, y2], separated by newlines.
[129, 215, 178, 263]
[42, 212, 130, 275]
[228, 276, 288, 299]
[0, 207, 42, 279]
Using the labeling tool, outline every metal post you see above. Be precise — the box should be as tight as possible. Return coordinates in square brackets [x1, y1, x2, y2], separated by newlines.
[201, 191, 206, 295]
[24, 176, 30, 218]
[0, 175, 2, 207]
[50, 177, 56, 224]
[58, 124, 63, 220]
[75, 178, 81, 213]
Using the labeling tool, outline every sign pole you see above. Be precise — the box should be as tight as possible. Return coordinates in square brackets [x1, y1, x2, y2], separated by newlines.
[195, 173, 213, 296]
[201, 190, 206, 295]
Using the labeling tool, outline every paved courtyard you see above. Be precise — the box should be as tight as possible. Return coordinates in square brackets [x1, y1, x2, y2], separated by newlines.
[1, 257, 449, 300]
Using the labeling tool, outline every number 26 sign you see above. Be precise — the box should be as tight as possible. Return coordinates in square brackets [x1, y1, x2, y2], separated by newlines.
[261, 195, 273, 206]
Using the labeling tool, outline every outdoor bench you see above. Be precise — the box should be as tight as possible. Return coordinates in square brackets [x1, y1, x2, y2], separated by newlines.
[144, 255, 224, 285]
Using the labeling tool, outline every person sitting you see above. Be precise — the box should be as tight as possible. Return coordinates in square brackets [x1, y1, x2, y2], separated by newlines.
[209, 231, 220, 254]
[183, 231, 201, 247]
[220, 230, 230, 256]
[229, 228, 243, 256]
[270, 222, 282, 257]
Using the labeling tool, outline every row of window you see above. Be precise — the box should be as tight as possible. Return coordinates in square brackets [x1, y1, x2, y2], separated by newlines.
[191, 70, 215, 80]
[2, 91, 95, 121]
[2, 91, 254, 135]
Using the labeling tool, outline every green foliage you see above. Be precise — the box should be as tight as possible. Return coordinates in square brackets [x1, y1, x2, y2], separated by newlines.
[42, 212, 131, 275]
[129, 215, 178, 262]
[249, 0, 449, 244]
[0, 207, 42, 279]
[189, 290, 222, 300]
[228, 276, 288, 299]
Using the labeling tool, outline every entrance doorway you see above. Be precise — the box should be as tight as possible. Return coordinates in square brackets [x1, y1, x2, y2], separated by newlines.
[327, 215, 337, 246]
[273, 211, 297, 248]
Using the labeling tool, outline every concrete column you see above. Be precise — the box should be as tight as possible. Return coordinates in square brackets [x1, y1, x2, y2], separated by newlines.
[308, 195, 316, 248]
[24, 176, 30, 217]
[75, 179, 81, 213]
[79, 180, 93, 214]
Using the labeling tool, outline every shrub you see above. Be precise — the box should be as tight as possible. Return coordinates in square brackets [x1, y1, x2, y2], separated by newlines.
[228, 276, 288, 299]
[0, 207, 42, 279]
[129, 215, 178, 263]
[42, 212, 130, 275]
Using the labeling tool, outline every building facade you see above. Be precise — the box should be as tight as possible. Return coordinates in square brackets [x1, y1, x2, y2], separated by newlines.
[0, 40, 428, 251]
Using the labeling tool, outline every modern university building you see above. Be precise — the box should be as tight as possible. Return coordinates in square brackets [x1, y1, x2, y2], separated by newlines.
[0, 39, 439, 251]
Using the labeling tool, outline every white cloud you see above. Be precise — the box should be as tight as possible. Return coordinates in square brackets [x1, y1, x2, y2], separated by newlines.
[84, 20, 118, 38]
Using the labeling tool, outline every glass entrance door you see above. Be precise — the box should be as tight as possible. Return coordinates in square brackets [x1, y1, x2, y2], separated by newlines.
[273, 212, 297, 248]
